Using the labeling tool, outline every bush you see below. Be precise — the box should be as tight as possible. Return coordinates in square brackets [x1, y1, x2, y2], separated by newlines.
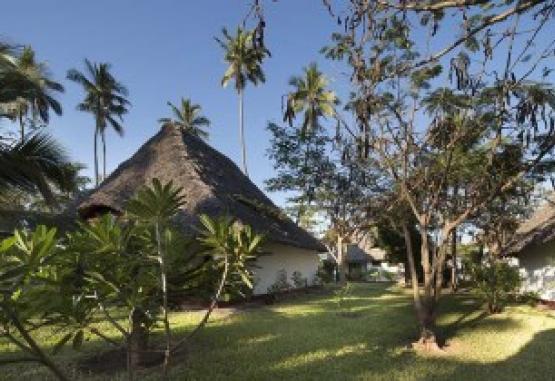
[469, 259, 521, 313]
[291, 271, 307, 288]
[267, 269, 292, 294]
[317, 265, 334, 283]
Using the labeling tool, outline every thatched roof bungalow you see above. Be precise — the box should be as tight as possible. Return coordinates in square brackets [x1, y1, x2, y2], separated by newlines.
[507, 195, 555, 301]
[78, 124, 326, 295]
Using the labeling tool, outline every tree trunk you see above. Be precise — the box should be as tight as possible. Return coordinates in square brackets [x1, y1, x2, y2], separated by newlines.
[418, 229, 438, 346]
[19, 109, 25, 143]
[156, 222, 171, 378]
[93, 124, 99, 186]
[337, 234, 347, 283]
[238, 88, 248, 176]
[101, 129, 107, 182]
[402, 223, 422, 311]
[451, 227, 458, 292]
[128, 308, 149, 375]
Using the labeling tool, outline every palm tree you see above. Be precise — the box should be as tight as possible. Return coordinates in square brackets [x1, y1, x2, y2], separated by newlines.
[216, 26, 268, 176]
[1, 46, 64, 141]
[283, 63, 338, 134]
[0, 133, 78, 205]
[159, 98, 210, 139]
[67, 60, 130, 186]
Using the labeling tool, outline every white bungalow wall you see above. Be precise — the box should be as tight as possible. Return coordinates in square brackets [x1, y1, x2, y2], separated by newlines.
[251, 243, 321, 295]
[517, 240, 555, 301]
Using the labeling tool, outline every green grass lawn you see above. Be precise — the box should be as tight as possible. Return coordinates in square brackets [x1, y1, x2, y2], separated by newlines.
[1, 283, 555, 380]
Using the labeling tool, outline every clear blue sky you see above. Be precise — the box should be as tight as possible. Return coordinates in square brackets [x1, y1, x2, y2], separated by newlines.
[2, 1, 549, 208]
[1, 0, 346, 207]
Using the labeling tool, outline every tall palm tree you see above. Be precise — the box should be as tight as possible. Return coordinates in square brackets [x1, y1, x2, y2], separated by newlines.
[283, 63, 338, 134]
[67, 60, 130, 186]
[159, 98, 210, 139]
[216, 26, 268, 176]
[1, 46, 64, 141]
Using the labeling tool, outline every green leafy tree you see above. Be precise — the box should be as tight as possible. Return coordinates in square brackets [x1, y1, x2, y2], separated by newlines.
[126, 178, 185, 376]
[216, 26, 269, 176]
[67, 60, 130, 185]
[0, 226, 82, 381]
[265, 121, 333, 223]
[159, 98, 210, 139]
[469, 259, 521, 314]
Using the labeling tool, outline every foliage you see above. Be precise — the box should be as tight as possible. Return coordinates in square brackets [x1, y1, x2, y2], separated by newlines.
[0, 41, 77, 207]
[267, 269, 292, 295]
[265, 121, 333, 223]
[67, 59, 130, 184]
[159, 97, 210, 139]
[469, 259, 522, 314]
[0, 45, 63, 141]
[283, 63, 338, 134]
[216, 25, 269, 175]
[291, 271, 306, 289]
[0, 133, 78, 205]
[0, 226, 79, 381]
[216, 26, 269, 93]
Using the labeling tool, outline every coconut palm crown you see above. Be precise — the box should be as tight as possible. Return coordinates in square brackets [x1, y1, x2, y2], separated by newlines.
[283, 63, 338, 134]
[1, 46, 64, 141]
[159, 98, 210, 139]
[67, 59, 130, 185]
[216, 26, 269, 176]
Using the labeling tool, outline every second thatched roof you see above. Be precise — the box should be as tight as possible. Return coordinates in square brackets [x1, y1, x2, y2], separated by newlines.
[78, 124, 325, 252]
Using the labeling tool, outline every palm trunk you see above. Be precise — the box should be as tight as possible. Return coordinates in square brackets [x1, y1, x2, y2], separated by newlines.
[101, 130, 107, 182]
[156, 222, 171, 378]
[93, 125, 99, 186]
[238, 88, 248, 176]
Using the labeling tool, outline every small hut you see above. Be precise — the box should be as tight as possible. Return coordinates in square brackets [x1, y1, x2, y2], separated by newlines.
[78, 124, 326, 295]
[507, 196, 555, 301]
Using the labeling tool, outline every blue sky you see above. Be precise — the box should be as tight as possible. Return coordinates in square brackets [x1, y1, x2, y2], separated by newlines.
[1, 0, 347, 206]
[2, 1, 550, 209]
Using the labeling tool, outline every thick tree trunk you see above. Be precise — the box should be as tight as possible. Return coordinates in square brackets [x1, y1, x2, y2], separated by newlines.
[128, 308, 149, 375]
[238, 89, 248, 176]
[418, 229, 439, 346]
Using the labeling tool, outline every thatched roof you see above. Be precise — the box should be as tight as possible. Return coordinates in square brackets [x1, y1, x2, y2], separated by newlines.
[78, 124, 326, 252]
[506, 194, 555, 254]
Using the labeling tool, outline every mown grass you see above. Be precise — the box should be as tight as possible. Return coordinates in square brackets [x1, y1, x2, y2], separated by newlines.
[1, 283, 554, 380]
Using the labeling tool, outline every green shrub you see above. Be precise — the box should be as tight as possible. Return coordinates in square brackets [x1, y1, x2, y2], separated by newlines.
[267, 269, 292, 294]
[291, 270, 307, 288]
[469, 259, 521, 313]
